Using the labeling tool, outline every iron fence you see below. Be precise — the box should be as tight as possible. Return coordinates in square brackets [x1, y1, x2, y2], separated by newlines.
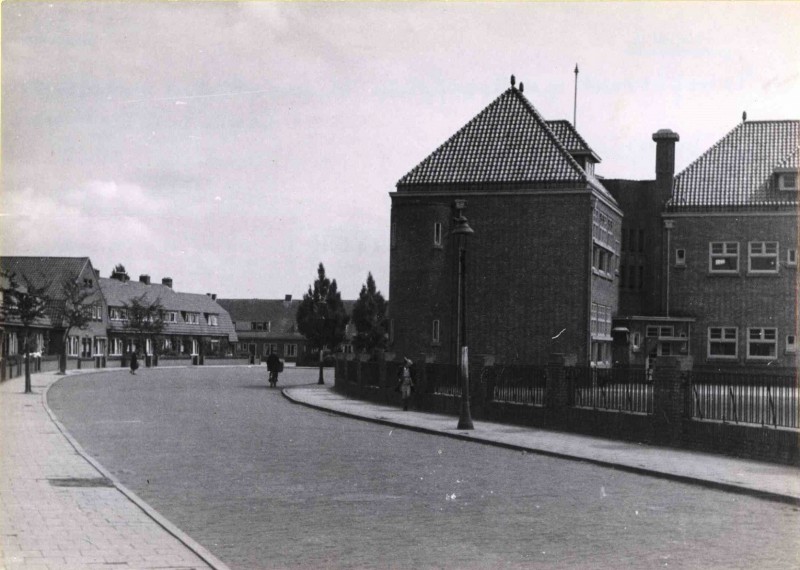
[426, 363, 460, 397]
[566, 367, 653, 414]
[489, 365, 547, 406]
[361, 362, 380, 387]
[686, 370, 799, 429]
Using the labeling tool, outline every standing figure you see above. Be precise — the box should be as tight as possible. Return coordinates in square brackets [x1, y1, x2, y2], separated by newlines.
[129, 351, 139, 375]
[266, 351, 281, 387]
[396, 357, 416, 411]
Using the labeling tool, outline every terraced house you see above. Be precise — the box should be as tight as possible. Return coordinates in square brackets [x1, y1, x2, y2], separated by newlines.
[100, 269, 237, 364]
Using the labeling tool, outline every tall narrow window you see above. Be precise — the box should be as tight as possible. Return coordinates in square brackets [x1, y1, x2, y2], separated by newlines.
[788, 249, 797, 266]
[433, 222, 443, 247]
[432, 319, 440, 344]
[786, 335, 797, 354]
[675, 249, 686, 267]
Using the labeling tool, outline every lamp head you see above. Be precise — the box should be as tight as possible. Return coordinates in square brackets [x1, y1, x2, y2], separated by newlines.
[451, 214, 474, 236]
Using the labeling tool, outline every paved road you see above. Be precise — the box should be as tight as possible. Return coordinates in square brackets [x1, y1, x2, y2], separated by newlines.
[48, 366, 800, 569]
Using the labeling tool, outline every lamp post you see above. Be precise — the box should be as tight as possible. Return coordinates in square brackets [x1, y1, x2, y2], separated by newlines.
[317, 302, 327, 385]
[452, 210, 474, 430]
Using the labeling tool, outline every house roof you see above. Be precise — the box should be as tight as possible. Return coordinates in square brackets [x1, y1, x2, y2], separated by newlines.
[545, 120, 601, 162]
[216, 298, 356, 339]
[670, 120, 800, 210]
[396, 85, 612, 199]
[0, 257, 91, 299]
[100, 278, 237, 340]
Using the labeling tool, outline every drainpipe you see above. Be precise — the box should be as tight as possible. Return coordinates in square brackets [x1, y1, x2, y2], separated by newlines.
[664, 219, 674, 317]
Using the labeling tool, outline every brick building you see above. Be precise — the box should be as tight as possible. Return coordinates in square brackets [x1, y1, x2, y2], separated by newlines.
[389, 79, 621, 367]
[100, 270, 237, 363]
[0, 256, 107, 362]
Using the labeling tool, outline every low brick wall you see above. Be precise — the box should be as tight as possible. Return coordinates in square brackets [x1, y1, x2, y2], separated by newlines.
[334, 354, 800, 466]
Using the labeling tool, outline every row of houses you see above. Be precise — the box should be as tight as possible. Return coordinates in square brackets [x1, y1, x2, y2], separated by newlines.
[0, 257, 359, 368]
[388, 77, 798, 372]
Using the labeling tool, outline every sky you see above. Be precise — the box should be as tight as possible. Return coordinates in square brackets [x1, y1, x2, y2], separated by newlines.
[2, 1, 799, 300]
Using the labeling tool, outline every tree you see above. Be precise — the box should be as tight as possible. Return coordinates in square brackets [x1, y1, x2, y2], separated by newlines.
[296, 263, 349, 384]
[58, 275, 95, 374]
[351, 272, 388, 355]
[1, 272, 50, 394]
[123, 294, 165, 361]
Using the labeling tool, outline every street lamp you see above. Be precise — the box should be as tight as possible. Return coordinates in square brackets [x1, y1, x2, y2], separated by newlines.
[452, 210, 474, 430]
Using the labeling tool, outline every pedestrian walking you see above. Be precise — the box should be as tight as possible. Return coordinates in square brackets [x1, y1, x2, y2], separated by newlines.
[129, 351, 139, 375]
[266, 351, 281, 387]
[396, 356, 415, 411]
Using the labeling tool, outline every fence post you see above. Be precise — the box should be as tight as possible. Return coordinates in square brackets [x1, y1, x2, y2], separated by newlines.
[546, 353, 568, 410]
[652, 357, 683, 445]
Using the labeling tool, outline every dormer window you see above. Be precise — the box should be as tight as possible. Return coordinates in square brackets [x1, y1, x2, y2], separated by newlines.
[778, 172, 797, 191]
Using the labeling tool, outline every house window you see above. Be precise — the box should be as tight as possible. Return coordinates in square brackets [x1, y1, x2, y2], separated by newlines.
[708, 327, 738, 359]
[631, 332, 642, 351]
[263, 343, 278, 356]
[109, 338, 123, 356]
[207, 314, 218, 326]
[109, 307, 123, 320]
[646, 326, 659, 338]
[284, 344, 297, 357]
[67, 335, 79, 357]
[709, 242, 739, 273]
[787, 249, 797, 266]
[748, 242, 779, 274]
[778, 172, 797, 191]
[433, 222, 443, 247]
[93, 337, 107, 356]
[343, 344, 354, 354]
[675, 249, 686, 267]
[92, 305, 103, 321]
[786, 335, 796, 354]
[191, 339, 199, 356]
[432, 319, 440, 345]
[747, 328, 777, 359]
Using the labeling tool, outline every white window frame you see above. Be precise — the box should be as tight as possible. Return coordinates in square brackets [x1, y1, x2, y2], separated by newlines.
[207, 314, 218, 326]
[433, 222, 443, 247]
[747, 327, 777, 360]
[675, 249, 686, 267]
[432, 319, 440, 345]
[786, 334, 797, 354]
[708, 327, 738, 359]
[284, 344, 297, 357]
[709, 242, 739, 274]
[109, 338, 123, 356]
[787, 249, 797, 267]
[748, 241, 779, 274]
[93, 337, 107, 357]
[67, 335, 79, 357]
[191, 339, 199, 356]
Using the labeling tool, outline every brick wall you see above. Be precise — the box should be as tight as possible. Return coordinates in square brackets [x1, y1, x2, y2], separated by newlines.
[666, 212, 798, 368]
[389, 190, 596, 366]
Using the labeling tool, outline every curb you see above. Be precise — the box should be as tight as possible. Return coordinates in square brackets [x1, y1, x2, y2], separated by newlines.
[42, 372, 232, 570]
[282, 386, 800, 507]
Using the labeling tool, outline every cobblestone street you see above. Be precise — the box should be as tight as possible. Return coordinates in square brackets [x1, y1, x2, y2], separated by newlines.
[48, 366, 800, 569]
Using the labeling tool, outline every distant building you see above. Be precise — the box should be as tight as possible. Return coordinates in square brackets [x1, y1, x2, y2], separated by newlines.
[0, 256, 106, 361]
[216, 296, 356, 364]
[99, 271, 237, 362]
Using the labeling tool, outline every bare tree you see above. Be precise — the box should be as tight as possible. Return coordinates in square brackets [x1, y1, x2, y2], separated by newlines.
[58, 275, 95, 374]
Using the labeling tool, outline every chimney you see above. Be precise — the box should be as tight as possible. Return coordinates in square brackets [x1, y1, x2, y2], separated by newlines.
[652, 129, 680, 204]
[162, 277, 173, 288]
[139, 274, 151, 285]
[206, 293, 217, 301]
[284, 294, 292, 307]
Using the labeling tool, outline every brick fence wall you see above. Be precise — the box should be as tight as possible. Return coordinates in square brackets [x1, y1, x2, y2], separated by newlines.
[334, 353, 800, 466]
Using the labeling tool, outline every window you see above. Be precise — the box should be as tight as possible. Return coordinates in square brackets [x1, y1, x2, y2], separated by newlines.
[168, 311, 177, 323]
[186, 313, 199, 325]
[593, 210, 616, 249]
[343, 344, 354, 354]
[748, 242, 779, 274]
[92, 304, 103, 321]
[675, 249, 686, 267]
[207, 314, 218, 326]
[786, 335, 797, 354]
[646, 326, 659, 338]
[109, 307, 124, 320]
[631, 332, 642, 350]
[433, 222, 442, 247]
[67, 335, 80, 357]
[787, 249, 797, 267]
[747, 328, 777, 359]
[778, 172, 797, 191]
[284, 344, 297, 357]
[110, 338, 123, 356]
[93, 337, 107, 356]
[708, 327, 738, 359]
[432, 319, 440, 345]
[709, 242, 739, 273]
[263, 343, 278, 356]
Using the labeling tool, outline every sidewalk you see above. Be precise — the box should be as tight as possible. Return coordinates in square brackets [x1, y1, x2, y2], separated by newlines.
[0, 370, 229, 570]
[283, 384, 800, 505]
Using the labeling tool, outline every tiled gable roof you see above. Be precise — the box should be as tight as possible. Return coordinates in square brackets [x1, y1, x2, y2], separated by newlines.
[100, 278, 236, 340]
[397, 87, 591, 187]
[670, 120, 800, 209]
[0, 257, 91, 299]
[546, 120, 600, 160]
[216, 298, 356, 338]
